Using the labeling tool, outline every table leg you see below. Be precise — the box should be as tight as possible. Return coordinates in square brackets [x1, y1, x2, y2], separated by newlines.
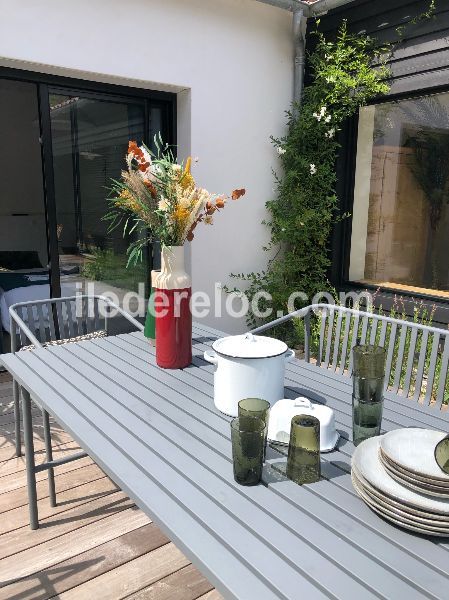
[43, 409, 56, 507]
[13, 379, 22, 457]
[21, 387, 39, 530]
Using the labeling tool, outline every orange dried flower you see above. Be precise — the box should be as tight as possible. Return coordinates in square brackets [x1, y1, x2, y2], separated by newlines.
[215, 198, 225, 209]
[143, 180, 157, 198]
[231, 188, 246, 200]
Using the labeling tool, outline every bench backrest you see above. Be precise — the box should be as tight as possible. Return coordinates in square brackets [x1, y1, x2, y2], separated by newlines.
[250, 303, 449, 412]
[304, 304, 449, 411]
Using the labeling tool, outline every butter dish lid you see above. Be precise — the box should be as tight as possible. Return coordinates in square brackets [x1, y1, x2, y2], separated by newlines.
[267, 397, 339, 452]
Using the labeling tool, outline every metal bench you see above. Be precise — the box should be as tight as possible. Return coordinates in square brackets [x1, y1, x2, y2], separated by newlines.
[9, 294, 144, 506]
[251, 303, 449, 413]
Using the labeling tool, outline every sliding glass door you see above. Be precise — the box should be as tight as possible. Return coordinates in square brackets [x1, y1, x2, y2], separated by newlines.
[0, 79, 50, 352]
[0, 70, 175, 352]
[50, 92, 147, 302]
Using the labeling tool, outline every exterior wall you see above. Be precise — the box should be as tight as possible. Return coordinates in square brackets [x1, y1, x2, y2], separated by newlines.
[0, 0, 294, 333]
[318, 0, 449, 96]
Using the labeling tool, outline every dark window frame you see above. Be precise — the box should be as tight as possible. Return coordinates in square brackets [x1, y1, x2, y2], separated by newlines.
[0, 66, 176, 298]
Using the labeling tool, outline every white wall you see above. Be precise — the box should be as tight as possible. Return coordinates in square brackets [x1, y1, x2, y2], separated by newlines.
[0, 0, 294, 332]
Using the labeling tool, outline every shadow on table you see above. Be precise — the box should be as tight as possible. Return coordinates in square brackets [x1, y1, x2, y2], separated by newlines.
[192, 337, 217, 346]
[284, 386, 333, 406]
[264, 460, 348, 486]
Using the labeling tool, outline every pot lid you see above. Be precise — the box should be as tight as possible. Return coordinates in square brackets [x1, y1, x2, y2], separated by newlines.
[212, 333, 288, 359]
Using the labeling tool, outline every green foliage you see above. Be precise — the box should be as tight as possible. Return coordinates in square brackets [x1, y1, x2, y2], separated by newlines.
[81, 248, 146, 293]
[229, 21, 390, 331]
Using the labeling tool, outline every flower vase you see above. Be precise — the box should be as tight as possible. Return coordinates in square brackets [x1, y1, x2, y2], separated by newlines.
[143, 269, 160, 346]
[153, 246, 192, 369]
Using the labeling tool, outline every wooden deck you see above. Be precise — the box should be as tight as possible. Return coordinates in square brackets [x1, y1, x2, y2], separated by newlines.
[0, 372, 221, 600]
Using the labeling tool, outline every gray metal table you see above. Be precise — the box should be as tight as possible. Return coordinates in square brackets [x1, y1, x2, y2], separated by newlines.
[2, 324, 449, 600]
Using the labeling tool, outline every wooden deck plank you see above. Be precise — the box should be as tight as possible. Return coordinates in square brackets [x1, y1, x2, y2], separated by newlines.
[1, 524, 169, 600]
[0, 374, 217, 599]
[0, 503, 148, 580]
[0, 430, 74, 463]
[0, 475, 115, 536]
[56, 544, 190, 600]
[0, 458, 102, 512]
[126, 564, 214, 600]
[0, 491, 134, 562]
[0, 439, 81, 478]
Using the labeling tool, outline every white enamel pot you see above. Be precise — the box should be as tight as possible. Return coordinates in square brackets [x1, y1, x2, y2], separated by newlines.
[203, 332, 295, 417]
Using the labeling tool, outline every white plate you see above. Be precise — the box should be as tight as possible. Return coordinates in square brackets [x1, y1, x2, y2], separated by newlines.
[352, 472, 449, 536]
[380, 448, 449, 487]
[381, 428, 449, 482]
[352, 470, 449, 527]
[352, 436, 449, 515]
[379, 453, 449, 498]
[352, 465, 449, 522]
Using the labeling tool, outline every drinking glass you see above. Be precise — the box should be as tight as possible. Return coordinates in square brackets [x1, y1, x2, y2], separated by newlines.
[230, 416, 265, 486]
[286, 414, 320, 485]
[352, 345, 386, 447]
[353, 344, 386, 379]
[352, 378, 384, 447]
[435, 434, 449, 475]
[238, 398, 270, 459]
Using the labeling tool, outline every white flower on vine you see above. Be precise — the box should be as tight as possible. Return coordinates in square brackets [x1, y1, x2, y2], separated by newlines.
[313, 106, 327, 122]
[325, 128, 336, 139]
[324, 114, 332, 123]
[324, 54, 331, 61]
[277, 147, 286, 155]
[325, 76, 335, 83]
[310, 163, 317, 175]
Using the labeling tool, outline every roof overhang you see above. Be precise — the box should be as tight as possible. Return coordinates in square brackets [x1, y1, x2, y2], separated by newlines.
[255, 0, 356, 17]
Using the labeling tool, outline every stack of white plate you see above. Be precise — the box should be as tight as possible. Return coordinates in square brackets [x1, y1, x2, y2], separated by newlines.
[351, 429, 449, 537]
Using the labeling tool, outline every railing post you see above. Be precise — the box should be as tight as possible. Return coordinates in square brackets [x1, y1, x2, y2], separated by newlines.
[304, 309, 311, 362]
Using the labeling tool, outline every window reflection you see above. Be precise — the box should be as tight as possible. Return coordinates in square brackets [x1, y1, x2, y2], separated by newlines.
[350, 92, 449, 296]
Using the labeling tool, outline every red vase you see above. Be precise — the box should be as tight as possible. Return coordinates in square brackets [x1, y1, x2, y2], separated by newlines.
[154, 246, 192, 369]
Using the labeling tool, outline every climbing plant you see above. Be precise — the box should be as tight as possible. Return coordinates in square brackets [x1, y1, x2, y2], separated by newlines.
[228, 1, 436, 341]
[228, 20, 390, 334]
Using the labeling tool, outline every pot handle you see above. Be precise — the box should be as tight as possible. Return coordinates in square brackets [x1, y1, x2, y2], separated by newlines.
[284, 348, 296, 363]
[204, 350, 218, 365]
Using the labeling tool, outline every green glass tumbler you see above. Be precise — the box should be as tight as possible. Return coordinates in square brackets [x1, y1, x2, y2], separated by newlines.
[435, 435, 449, 475]
[238, 398, 270, 459]
[352, 380, 384, 447]
[353, 344, 386, 379]
[352, 345, 386, 447]
[230, 416, 265, 486]
[286, 415, 320, 485]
